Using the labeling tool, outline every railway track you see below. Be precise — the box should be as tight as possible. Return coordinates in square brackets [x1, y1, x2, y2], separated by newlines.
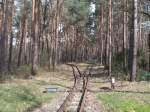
[57, 64, 92, 112]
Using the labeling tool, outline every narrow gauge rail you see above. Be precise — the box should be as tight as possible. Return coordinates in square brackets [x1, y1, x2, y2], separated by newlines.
[57, 64, 92, 112]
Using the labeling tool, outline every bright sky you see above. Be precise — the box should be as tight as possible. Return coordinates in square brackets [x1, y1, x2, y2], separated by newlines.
[90, 3, 96, 13]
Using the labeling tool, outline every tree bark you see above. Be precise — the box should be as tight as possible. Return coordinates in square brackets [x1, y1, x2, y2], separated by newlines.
[108, 0, 112, 77]
[8, 0, 14, 71]
[31, 0, 40, 75]
[130, 0, 138, 81]
[17, 16, 26, 67]
[148, 34, 150, 72]
[8, 32, 13, 72]
[123, 0, 128, 74]
[0, 0, 9, 73]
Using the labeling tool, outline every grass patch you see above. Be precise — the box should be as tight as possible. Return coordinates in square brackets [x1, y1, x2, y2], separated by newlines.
[0, 63, 92, 112]
[0, 81, 58, 112]
[97, 92, 150, 112]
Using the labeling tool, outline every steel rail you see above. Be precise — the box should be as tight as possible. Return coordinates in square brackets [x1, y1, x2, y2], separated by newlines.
[57, 64, 92, 112]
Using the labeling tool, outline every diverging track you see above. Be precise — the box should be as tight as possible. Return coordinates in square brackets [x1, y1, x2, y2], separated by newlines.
[57, 64, 93, 112]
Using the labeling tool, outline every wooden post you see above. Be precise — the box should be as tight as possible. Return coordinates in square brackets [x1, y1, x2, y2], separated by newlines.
[111, 77, 115, 89]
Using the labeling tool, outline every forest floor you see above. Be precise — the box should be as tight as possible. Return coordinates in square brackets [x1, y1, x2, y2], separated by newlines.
[0, 63, 150, 112]
[89, 77, 150, 112]
[0, 64, 74, 112]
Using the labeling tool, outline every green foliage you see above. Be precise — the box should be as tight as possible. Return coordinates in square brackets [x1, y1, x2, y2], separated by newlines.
[112, 54, 128, 80]
[64, 0, 90, 26]
[137, 70, 150, 81]
[0, 65, 43, 81]
[137, 49, 148, 69]
[7, 65, 31, 79]
[97, 92, 150, 112]
[0, 66, 31, 81]
[13, 0, 32, 30]
[113, 54, 124, 70]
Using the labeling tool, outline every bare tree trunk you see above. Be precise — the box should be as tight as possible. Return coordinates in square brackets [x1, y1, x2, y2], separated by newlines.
[31, 0, 40, 75]
[148, 34, 150, 72]
[0, 0, 9, 73]
[130, 0, 138, 81]
[123, 0, 128, 74]
[8, 32, 13, 71]
[17, 18, 26, 67]
[8, 0, 14, 71]
[108, 0, 112, 77]
[100, 2, 104, 65]
[24, 19, 28, 65]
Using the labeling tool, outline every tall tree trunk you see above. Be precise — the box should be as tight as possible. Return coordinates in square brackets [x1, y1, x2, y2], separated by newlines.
[8, 0, 14, 71]
[8, 32, 13, 71]
[99, 1, 104, 65]
[31, 0, 40, 75]
[108, 0, 112, 77]
[148, 34, 150, 72]
[0, 0, 9, 73]
[17, 18, 26, 67]
[24, 19, 28, 65]
[123, 0, 128, 74]
[130, 0, 138, 81]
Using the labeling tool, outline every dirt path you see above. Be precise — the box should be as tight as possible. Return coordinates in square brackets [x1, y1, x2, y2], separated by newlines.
[84, 92, 104, 112]
[32, 92, 69, 112]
